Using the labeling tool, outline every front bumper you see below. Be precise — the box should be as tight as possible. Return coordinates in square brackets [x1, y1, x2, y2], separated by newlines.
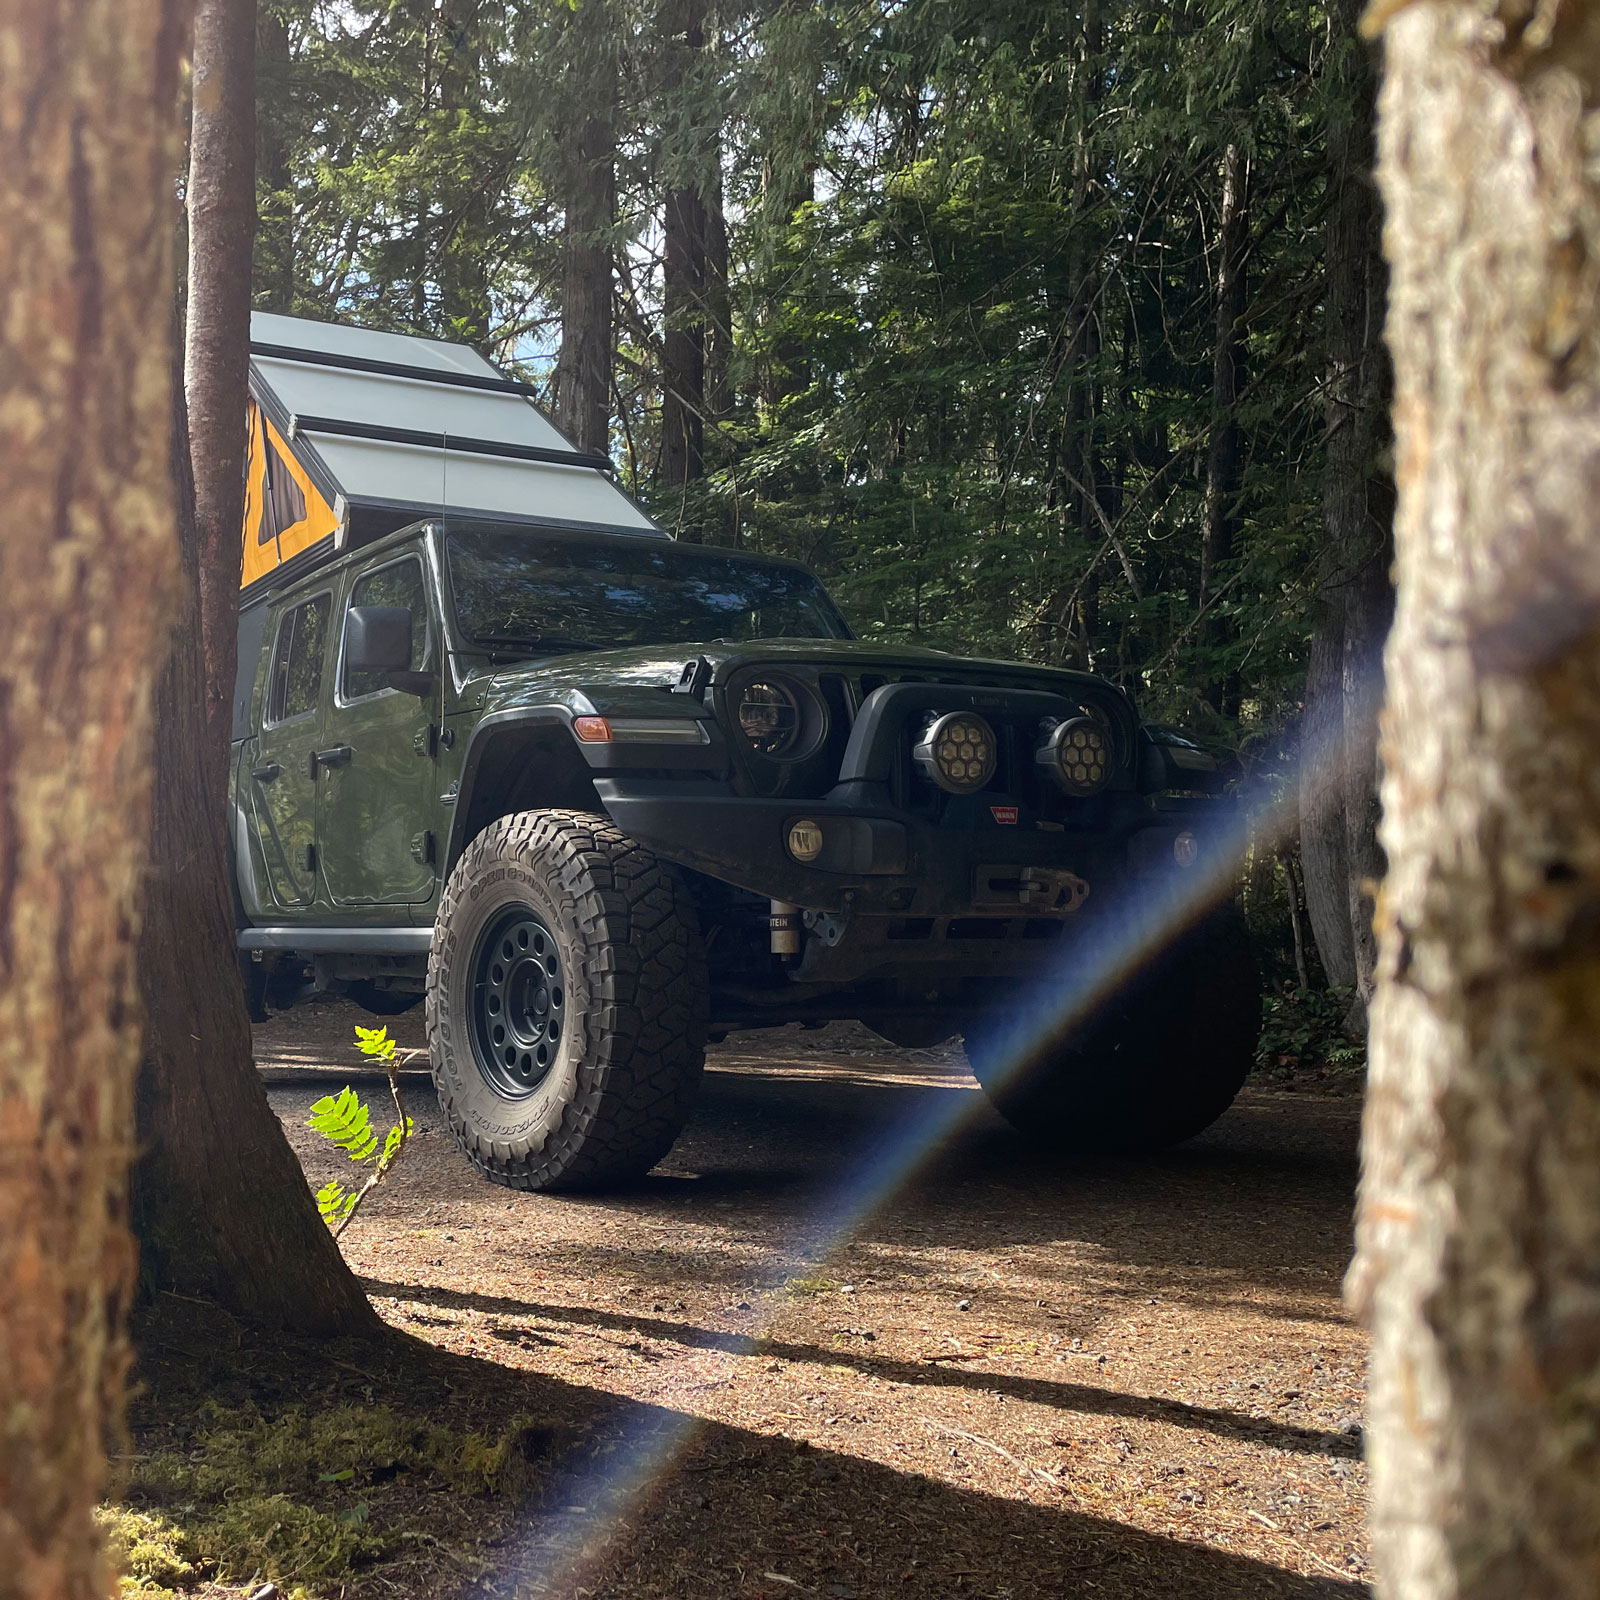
[594, 778, 1229, 918]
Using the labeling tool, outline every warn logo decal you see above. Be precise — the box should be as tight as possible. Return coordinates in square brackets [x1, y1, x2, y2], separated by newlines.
[990, 805, 1019, 825]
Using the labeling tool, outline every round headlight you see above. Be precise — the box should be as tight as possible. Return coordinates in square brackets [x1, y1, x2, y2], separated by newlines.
[1038, 716, 1112, 796]
[913, 712, 997, 795]
[736, 678, 803, 757]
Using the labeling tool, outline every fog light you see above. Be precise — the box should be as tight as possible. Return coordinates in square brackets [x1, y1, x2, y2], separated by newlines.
[913, 712, 997, 794]
[788, 818, 824, 863]
[1173, 830, 1199, 867]
[1038, 716, 1111, 796]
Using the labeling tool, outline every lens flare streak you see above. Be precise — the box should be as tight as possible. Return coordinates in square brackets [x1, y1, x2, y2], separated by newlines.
[484, 783, 1300, 1597]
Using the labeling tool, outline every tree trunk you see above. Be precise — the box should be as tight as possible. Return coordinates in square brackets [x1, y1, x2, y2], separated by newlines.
[660, 185, 708, 501]
[1300, 600, 1357, 987]
[1298, 0, 1390, 1004]
[552, 1, 616, 460]
[1200, 140, 1248, 614]
[436, 0, 489, 347]
[1352, 3, 1600, 1594]
[254, 4, 295, 311]
[0, 0, 188, 1592]
[704, 149, 733, 426]
[134, 0, 377, 1338]
[186, 0, 257, 761]
[658, 0, 710, 512]
[131, 365, 377, 1338]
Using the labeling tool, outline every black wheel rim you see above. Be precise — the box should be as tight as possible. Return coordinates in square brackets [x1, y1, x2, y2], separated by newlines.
[468, 905, 565, 1098]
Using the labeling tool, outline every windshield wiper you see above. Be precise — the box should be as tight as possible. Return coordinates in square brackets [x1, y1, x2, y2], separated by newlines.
[468, 635, 603, 656]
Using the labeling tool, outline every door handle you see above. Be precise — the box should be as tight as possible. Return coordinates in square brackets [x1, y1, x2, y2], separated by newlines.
[309, 745, 354, 778]
[251, 762, 283, 784]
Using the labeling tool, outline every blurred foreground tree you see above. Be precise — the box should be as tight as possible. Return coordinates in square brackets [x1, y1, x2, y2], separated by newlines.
[1354, 1, 1600, 1594]
[0, 0, 187, 1593]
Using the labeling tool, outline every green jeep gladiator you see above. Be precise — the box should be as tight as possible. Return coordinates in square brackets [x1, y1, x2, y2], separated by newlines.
[231, 517, 1260, 1191]
[231, 313, 1258, 1192]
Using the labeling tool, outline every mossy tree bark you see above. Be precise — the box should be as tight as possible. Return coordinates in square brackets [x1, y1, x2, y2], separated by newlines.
[132, 0, 377, 1339]
[0, 0, 187, 1593]
[1354, 2, 1600, 1594]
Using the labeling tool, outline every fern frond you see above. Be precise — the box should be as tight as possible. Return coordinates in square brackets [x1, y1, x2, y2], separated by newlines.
[315, 1180, 359, 1227]
[308, 1088, 380, 1162]
[355, 1025, 398, 1062]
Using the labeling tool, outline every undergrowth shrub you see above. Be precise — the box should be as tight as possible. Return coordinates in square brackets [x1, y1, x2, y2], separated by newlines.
[1256, 984, 1367, 1089]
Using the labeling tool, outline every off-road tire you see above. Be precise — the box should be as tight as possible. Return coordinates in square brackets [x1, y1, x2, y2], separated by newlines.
[964, 905, 1260, 1154]
[427, 809, 707, 1191]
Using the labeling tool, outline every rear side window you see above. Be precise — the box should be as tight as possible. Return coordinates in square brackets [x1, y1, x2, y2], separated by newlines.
[342, 558, 430, 700]
[266, 594, 332, 724]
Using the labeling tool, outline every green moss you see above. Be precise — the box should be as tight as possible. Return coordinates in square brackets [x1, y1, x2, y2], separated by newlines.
[96, 1507, 201, 1596]
[203, 1494, 391, 1585]
[104, 1401, 550, 1597]
[785, 1274, 838, 1298]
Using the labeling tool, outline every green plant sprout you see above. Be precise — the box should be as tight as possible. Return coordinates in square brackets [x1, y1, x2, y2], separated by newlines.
[307, 1025, 421, 1237]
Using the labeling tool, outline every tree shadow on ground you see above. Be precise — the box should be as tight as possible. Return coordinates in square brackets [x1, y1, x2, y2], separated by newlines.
[131, 1298, 1364, 1600]
[360, 1276, 1358, 1463]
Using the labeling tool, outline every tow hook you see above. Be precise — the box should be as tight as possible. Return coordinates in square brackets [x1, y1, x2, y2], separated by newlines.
[1018, 867, 1091, 914]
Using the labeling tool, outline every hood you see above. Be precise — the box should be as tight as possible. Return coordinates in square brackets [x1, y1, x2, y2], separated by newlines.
[474, 636, 1125, 721]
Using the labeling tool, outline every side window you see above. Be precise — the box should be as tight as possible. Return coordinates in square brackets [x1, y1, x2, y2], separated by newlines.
[265, 594, 332, 725]
[342, 558, 430, 700]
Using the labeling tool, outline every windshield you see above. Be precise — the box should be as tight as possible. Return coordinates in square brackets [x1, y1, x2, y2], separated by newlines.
[445, 529, 851, 653]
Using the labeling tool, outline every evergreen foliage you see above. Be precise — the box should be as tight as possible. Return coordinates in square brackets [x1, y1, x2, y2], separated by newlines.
[254, 0, 1373, 765]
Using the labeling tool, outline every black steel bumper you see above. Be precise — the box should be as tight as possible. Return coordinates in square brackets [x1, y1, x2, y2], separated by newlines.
[593, 778, 1230, 917]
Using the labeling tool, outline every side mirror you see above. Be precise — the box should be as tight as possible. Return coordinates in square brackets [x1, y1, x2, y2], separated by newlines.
[346, 606, 434, 697]
[347, 606, 412, 672]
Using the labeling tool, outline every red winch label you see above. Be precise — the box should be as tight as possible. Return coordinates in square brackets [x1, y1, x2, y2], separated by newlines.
[990, 805, 1019, 825]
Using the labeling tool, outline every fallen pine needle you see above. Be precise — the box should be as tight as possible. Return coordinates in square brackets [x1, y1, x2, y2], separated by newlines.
[921, 1419, 1064, 1494]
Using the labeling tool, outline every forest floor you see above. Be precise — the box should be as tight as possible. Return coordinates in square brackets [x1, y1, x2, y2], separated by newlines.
[118, 997, 1370, 1600]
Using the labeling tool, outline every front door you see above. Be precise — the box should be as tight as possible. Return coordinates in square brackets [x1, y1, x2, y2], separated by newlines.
[248, 591, 333, 910]
[318, 552, 440, 907]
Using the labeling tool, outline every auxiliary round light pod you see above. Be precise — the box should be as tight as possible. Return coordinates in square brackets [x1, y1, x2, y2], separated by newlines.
[1038, 716, 1112, 796]
[913, 712, 998, 795]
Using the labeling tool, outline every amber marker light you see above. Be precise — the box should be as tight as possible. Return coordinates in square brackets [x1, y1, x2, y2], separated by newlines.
[573, 716, 707, 745]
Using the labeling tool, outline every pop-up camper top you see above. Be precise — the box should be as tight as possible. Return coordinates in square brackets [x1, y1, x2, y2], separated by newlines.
[242, 312, 663, 596]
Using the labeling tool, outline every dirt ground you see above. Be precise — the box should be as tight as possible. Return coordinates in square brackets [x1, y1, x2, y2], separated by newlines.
[226, 995, 1371, 1599]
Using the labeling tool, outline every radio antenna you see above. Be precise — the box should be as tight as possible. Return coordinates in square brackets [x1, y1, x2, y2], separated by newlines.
[440, 429, 448, 530]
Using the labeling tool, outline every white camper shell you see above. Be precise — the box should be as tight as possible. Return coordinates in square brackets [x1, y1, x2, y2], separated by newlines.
[242, 312, 661, 597]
